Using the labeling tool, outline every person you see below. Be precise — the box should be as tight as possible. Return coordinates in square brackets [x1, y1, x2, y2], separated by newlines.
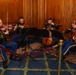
[43, 18, 63, 46]
[12, 17, 25, 47]
[62, 21, 76, 59]
[44, 18, 58, 30]
[0, 19, 18, 69]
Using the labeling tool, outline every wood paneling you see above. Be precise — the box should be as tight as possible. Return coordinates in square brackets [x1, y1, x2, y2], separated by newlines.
[0, 0, 23, 24]
[31, 0, 38, 28]
[23, 0, 76, 32]
[23, 0, 32, 27]
[23, 0, 47, 29]
[47, 0, 61, 24]
[59, 0, 73, 31]
[0, 0, 8, 21]
[1, 0, 76, 33]
[47, 0, 76, 32]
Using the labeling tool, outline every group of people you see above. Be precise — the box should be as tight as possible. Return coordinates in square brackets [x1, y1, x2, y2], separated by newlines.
[44, 18, 76, 59]
[0, 17, 76, 69]
[0, 17, 27, 69]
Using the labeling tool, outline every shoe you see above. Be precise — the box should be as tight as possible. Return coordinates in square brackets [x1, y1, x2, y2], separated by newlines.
[10, 55, 22, 61]
[13, 56, 22, 61]
[3, 61, 7, 69]
[10, 55, 17, 60]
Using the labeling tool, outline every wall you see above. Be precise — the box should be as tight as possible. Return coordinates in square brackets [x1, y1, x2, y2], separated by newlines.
[23, 0, 76, 32]
[0, 0, 23, 25]
[0, 0, 76, 33]
[23, 0, 47, 28]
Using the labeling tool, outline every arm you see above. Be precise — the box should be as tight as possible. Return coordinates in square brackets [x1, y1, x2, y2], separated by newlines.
[4, 30, 9, 35]
[72, 36, 76, 43]
[14, 25, 17, 31]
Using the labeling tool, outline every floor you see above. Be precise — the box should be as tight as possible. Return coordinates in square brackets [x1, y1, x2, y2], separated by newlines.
[0, 42, 76, 75]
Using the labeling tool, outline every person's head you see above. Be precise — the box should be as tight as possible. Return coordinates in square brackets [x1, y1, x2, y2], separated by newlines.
[47, 18, 53, 24]
[19, 17, 24, 23]
[0, 19, 3, 27]
[72, 21, 76, 29]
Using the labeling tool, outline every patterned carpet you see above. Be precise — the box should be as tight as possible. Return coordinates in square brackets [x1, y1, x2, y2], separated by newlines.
[0, 44, 76, 75]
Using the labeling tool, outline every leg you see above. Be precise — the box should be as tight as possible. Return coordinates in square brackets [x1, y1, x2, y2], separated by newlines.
[3, 42, 22, 61]
[12, 34, 22, 43]
[0, 45, 8, 69]
[62, 40, 74, 56]
[3, 42, 18, 53]
[51, 36, 58, 46]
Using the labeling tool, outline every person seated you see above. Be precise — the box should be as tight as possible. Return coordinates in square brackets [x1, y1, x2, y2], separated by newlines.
[43, 18, 64, 47]
[0, 19, 20, 69]
[62, 21, 76, 59]
[12, 17, 26, 47]
[44, 18, 58, 30]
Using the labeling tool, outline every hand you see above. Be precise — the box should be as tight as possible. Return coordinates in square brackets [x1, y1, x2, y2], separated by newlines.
[51, 22, 54, 25]
[14, 25, 17, 31]
[72, 36, 76, 43]
[5, 30, 9, 35]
